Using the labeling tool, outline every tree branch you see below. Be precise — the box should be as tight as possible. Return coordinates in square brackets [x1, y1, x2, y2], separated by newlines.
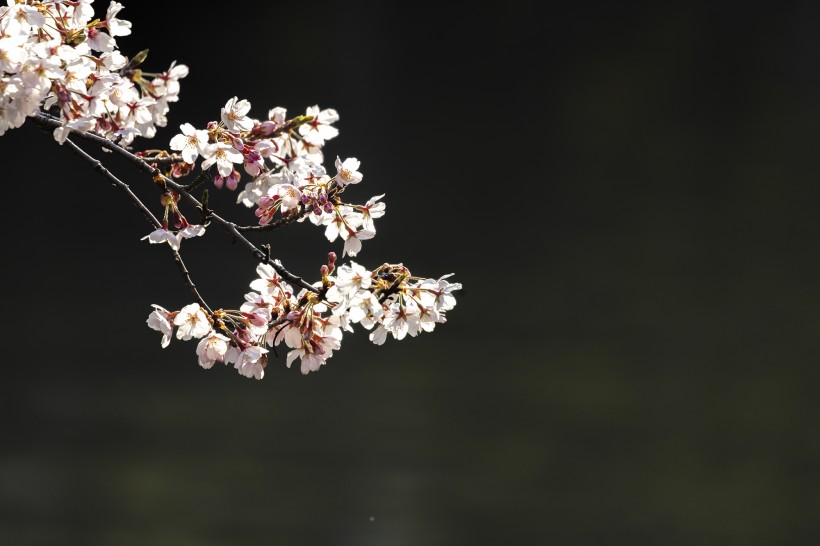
[60, 135, 213, 314]
[33, 112, 318, 294]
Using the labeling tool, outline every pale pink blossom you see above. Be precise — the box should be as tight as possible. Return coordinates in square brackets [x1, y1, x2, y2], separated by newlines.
[196, 332, 231, 368]
[359, 194, 386, 231]
[299, 105, 339, 146]
[334, 156, 363, 186]
[221, 96, 254, 132]
[343, 229, 375, 257]
[141, 227, 181, 251]
[201, 142, 243, 177]
[146, 305, 174, 348]
[173, 303, 211, 340]
[169, 123, 208, 164]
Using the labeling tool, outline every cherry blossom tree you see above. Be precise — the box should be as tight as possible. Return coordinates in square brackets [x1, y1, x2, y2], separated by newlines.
[0, 0, 460, 379]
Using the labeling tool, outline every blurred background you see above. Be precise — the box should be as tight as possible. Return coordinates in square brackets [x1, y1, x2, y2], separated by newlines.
[3, 1, 820, 545]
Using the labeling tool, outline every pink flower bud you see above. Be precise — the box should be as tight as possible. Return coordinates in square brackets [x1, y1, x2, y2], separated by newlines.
[259, 120, 276, 135]
[226, 170, 240, 191]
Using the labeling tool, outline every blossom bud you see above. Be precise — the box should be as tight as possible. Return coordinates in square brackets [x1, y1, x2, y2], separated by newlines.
[234, 326, 253, 346]
[243, 311, 268, 328]
[226, 170, 240, 191]
[259, 120, 276, 135]
[160, 191, 178, 206]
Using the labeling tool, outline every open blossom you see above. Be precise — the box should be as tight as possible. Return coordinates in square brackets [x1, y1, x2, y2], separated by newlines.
[335, 156, 363, 186]
[146, 304, 174, 348]
[284, 327, 343, 375]
[169, 123, 208, 164]
[105, 1, 132, 37]
[382, 300, 421, 340]
[141, 227, 181, 251]
[140, 225, 204, 251]
[360, 194, 386, 231]
[225, 345, 268, 380]
[5, 3, 46, 30]
[249, 262, 291, 296]
[325, 206, 362, 243]
[271, 183, 302, 212]
[345, 290, 382, 323]
[221, 96, 254, 132]
[201, 142, 243, 177]
[86, 26, 116, 52]
[343, 228, 375, 257]
[179, 224, 206, 240]
[334, 262, 372, 295]
[173, 303, 211, 341]
[415, 274, 462, 311]
[196, 332, 231, 369]
[299, 105, 339, 146]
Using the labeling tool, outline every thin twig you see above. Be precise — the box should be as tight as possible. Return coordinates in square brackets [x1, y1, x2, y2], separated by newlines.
[61, 136, 213, 314]
[34, 112, 318, 294]
[182, 168, 212, 192]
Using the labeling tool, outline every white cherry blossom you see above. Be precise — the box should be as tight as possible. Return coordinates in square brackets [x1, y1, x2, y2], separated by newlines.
[221, 96, 254, 132]
[173, 303, 211, 341]
[196, 332, 231, 368]
[146, 304, 174, 348]
[201, 142, 243, 177]
[169, 123, 209, 164]
[335, 156, 363, 186]
[141, 227, 181, 251]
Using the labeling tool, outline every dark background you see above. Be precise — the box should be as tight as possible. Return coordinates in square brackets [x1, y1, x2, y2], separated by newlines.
[3, 1, 820, 545]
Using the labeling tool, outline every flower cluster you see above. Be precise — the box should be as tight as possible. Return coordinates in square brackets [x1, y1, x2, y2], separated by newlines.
[148, 255, 461, 379]
[146, 94, 460, 377]
[2, 0, 461, 381]
[167, 98, 385, 257]
[0, 1, 186, 144]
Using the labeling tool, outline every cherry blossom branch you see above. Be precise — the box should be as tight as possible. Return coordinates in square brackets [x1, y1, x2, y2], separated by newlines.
[4, 1, 460, 380]
[57, 134, 213, 314]
[137, 155, 184, 165]
[33, 112, 318, 294]
[181, 168, 212, 192]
